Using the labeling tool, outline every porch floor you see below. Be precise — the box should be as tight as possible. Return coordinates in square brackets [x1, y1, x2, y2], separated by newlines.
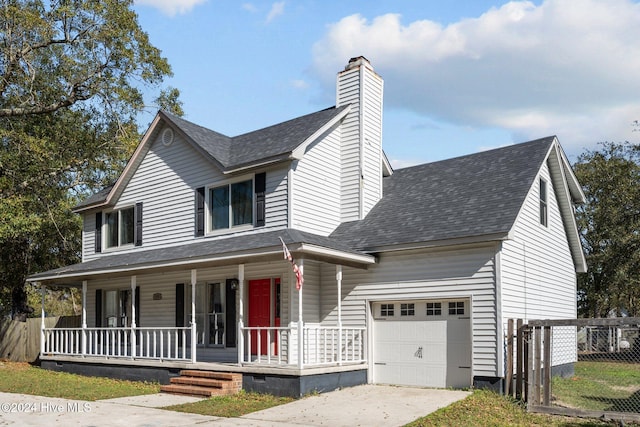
[40, 354, 368, 377]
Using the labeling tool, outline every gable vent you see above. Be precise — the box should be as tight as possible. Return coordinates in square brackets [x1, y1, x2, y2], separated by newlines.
[162, 128, 174, 146]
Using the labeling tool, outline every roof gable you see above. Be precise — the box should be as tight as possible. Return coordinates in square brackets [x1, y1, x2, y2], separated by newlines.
[74, 106, 350, 212]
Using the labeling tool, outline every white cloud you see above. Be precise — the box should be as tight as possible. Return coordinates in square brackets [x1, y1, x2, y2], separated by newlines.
[312, 0, 640, 153]
[266, 1, 285, 23]
[135, 0, 207, 16]
[291, 79, 309, 89]
[242, 3, 258, 13]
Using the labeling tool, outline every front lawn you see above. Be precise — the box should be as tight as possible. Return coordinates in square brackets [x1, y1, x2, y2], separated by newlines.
[0, 361, 160, 401]
[407, 389, 622, 427]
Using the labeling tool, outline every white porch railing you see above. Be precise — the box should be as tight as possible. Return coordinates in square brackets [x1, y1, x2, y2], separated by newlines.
[42, 327, 193, 361]
[240, 325, 367, 367]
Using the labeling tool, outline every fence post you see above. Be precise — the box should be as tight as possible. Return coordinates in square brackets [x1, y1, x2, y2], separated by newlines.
[40, 283, 45, 355]
[543, 326, 551, 406]
[516, 319, 524, 400]
[533, 326, 542, 405]
[526, 325, 533, 405]
[506, 319, 514, 396]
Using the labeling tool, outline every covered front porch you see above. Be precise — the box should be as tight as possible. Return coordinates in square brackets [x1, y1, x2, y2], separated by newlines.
[32, 232, 375, 380]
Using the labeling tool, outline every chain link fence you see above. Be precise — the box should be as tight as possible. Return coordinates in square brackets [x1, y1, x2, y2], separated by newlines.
[506, 318, 640, 423]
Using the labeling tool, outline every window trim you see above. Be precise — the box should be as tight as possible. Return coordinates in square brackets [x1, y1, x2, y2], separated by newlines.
[103, 205, 136, 250]
[539, 178, 548, 227]
[205, 176, 255, 234]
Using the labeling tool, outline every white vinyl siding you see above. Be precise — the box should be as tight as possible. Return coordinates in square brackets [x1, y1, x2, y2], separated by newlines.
[501, 160, 577, 322]
[501, 158, 577, 367]
[319, 244, 499, 378]
[292, 126, 342, 235]
[337, 68, 362, 222]
[362, 69, 383, 217]
[81, 126, 289, 260]
[85, 261, 293, 331]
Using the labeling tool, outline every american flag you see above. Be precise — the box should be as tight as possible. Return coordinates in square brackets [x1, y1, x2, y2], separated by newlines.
[279, 237, 304, 290]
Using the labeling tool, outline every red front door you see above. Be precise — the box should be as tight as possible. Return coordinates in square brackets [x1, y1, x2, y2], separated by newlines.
[248, 279, 272, 355]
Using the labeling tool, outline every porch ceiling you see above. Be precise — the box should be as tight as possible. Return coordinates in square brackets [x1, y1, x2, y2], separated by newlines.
[28, 229, 375, 285]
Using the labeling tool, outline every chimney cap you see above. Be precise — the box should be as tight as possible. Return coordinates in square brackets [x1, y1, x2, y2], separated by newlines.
[345, 56, 371, 70]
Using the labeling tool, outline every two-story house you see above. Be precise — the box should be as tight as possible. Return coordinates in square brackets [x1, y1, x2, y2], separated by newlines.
[29, 57, 586, 397]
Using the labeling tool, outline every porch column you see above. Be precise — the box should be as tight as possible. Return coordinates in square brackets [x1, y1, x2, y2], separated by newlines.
[297, 258, 304, 369]
[39, 283, 45, 355]
[190, 269, 197, 363]
[130, 276, 136, 358]
[336, 265, 343, 366]
[237, 264, 245, 365]
[81, 281, 87, 356]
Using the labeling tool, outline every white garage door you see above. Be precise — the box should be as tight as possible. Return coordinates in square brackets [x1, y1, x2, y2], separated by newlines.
[373, 299, 472, 388]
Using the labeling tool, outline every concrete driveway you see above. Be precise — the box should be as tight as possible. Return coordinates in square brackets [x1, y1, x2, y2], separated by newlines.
[0, 385, 469, 426]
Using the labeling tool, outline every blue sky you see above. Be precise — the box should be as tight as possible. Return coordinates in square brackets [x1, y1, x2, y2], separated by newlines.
[132, 0, 640, 168]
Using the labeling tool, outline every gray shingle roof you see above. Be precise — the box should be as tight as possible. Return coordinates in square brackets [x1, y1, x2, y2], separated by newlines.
[330, 137, 556, 251]
[74, 107, 349, 210]
[28, 229, 371, 282]
[73, 184, 114, 210]
[163, 106, 349, 170]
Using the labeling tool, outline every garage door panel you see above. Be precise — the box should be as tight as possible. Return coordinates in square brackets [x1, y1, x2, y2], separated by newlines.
[373, 300, 471, 389]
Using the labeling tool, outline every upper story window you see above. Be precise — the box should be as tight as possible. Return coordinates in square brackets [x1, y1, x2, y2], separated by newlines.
[105, 206, 135, 248]
[209, 179, 253, 231]
[195, 172, 266, 237]
[539, 178, 548, 227]
[95, 202, 142, 253]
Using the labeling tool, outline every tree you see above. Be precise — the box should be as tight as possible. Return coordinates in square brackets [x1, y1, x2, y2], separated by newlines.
[574, 142, 640, 318]
[0, 0, 182, 318]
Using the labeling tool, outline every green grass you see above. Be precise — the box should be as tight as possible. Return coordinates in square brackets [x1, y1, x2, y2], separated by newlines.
[552, 361, 640, 412]
[0, 361, 160, 401]
[406, 389, 621, 427]
[163, 390, 294, 417]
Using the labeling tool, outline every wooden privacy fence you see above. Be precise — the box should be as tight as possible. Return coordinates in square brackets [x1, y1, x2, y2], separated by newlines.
[0, 316, 80, 362]
[505, 317, 640, 424]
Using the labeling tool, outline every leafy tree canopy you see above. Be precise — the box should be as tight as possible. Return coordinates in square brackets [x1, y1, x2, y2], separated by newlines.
[0, 0, 182, 317]
[574, 142, 640, 318]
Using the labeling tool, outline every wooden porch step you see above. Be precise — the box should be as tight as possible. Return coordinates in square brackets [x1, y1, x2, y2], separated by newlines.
[160, 384, 221, 397]
[178, 370, 238, 381]
[170, 376, 229, 389]
[160, 370, 242, 397]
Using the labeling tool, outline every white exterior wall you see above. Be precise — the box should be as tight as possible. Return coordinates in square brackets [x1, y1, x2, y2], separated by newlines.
[81, 125, 289, 261]
[362, 69, 383, 216]
[85, 261, 293, 330]
[291, 126, 342, 235]
[501, 160, 577, 321]
[319, 244, 500, 378]
[501, 158, 578, 366]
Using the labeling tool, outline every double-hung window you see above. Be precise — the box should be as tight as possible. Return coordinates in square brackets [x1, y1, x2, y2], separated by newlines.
[209, 179, 253, 231]
[105, 207, 135, 248]
[539, 178, 548, 227]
